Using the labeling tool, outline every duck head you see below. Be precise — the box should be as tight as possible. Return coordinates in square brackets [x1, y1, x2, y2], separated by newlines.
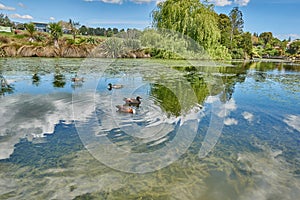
[136, 96, 142, 101]
[107, 83, 112, 90]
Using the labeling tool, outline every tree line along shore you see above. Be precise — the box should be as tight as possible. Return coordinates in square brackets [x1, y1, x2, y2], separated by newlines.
[0, 0, 299, 60]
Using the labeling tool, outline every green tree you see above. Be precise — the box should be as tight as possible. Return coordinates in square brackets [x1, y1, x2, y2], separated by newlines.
[69, 19, 80, 40]
[229, 7, 244, 49]
[287, 40, 300, 55]
[251, 33, 259, 46]
[280, 39, 289, 55]
[113, 28, 119, 35]
[88, 27, 95, 35]
[259, 32, 273, 47]
[218, 13, 232, 49]
[49, 22, 63, 48]
[239, 32, 253, 58]
[106, 28, 113, 37]
[79, 25, 88, 35]
[0, 13, 13, 27]
[152, 0, 221, 50]
[25, 22, 36, 41]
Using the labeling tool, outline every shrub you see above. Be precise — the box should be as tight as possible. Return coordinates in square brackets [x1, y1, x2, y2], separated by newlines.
[66, 38, 76, 45]
[86, 37, 98, 45]
[34, 34, 46, 42]
[0, 36, 10, 43]
[76, 37, 86, 45]
[231, 48, 244, 59]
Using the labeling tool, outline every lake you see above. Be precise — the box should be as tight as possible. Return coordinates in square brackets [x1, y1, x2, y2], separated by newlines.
[0, 58, 299, 200]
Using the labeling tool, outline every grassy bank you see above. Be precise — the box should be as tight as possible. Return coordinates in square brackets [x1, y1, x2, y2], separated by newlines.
[0, 31, 151, 58]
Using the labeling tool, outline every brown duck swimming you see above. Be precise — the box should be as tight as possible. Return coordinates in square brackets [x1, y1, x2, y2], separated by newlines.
[108, 83, 123, 90]
[116, 105, 135, 114]
[123, 96, 142, 106]
[71, 75, 84, 82]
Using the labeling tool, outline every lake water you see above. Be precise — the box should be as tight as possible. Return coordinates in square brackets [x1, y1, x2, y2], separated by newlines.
[0, 58, 299, 200]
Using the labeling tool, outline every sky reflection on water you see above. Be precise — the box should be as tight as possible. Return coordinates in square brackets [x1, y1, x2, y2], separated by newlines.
[0, 58, 299, 199]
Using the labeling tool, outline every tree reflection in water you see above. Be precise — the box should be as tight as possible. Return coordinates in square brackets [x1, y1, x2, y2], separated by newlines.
[0, 74, 14, 96]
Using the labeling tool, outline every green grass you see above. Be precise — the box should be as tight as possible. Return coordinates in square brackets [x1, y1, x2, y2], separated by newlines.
[0, 31, 107, 46]
[0, 32, 13, 36]
[0, 31, 27, 40]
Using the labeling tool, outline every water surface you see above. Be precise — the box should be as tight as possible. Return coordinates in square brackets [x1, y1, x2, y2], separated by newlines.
[0, 58, 299, 199]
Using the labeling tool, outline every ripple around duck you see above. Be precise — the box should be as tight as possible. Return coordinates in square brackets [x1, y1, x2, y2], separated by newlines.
[95, 92, 180, 150]
[73, 65, 201, 173]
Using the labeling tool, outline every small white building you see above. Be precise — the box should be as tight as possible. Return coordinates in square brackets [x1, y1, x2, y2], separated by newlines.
[0, 25, 11, 33]
[33, 22, 48, 32]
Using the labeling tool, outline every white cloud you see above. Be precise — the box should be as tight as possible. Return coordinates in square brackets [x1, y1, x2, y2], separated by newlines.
[10, 13, 33, 20]
[205, 96, 238, 126]
[234, 0, 250, 6]
[224, 118, 238, 125]
[0, 3, 15, 11]
[155, 0, 165, 4]
[0, 92, 95, 159]
[242, 111, 254, 122]
[208, 0, 250, 6]
[208, 0, 232, 6]
[49, 16, 55, 21]
[83, 0, 123, 3]
[130, 0, 153, 3]
[217, 98, 237, 118]
[205, 95, 219, 104]
[284, 115, 300, 132]
[275, 33, 300, 40]
[18, 2, 26, 8]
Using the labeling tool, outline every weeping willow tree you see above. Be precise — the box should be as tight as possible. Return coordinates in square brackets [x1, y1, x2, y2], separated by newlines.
[152, 0, 230, 59]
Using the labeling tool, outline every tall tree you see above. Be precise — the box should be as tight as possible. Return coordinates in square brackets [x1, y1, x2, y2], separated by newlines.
[0, 14, 13, 27]
[152, 0, 221, 50]
[218, 13, 232, 49]
[49, 22, 63, 48]
[229, 7, 244, 48]
[240, 32, 253, 58]
[69, 19, 80, 40]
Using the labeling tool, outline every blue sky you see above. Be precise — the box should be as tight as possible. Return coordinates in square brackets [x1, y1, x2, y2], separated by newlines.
[0, 0, 299, 40]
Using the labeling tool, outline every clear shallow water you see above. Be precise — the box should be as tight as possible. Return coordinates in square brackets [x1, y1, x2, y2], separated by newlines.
[0, 58, 299, 199]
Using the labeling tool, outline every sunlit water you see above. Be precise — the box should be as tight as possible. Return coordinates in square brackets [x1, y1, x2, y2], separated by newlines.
[0, 58, 299, 199]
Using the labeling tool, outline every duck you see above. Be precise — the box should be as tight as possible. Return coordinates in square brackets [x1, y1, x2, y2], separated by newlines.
[108, 83, 123, 90]
[32, 73, 40, 82]
[71, 75, 84, 82]
[123, 96, 142, 106]
[116, 105, 135, 114]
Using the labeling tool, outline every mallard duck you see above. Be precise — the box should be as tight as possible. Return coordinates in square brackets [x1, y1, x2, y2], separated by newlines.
[108, 83, 123, 90]
[116, 105, 135, 114]
[123, 96, 142, 106]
